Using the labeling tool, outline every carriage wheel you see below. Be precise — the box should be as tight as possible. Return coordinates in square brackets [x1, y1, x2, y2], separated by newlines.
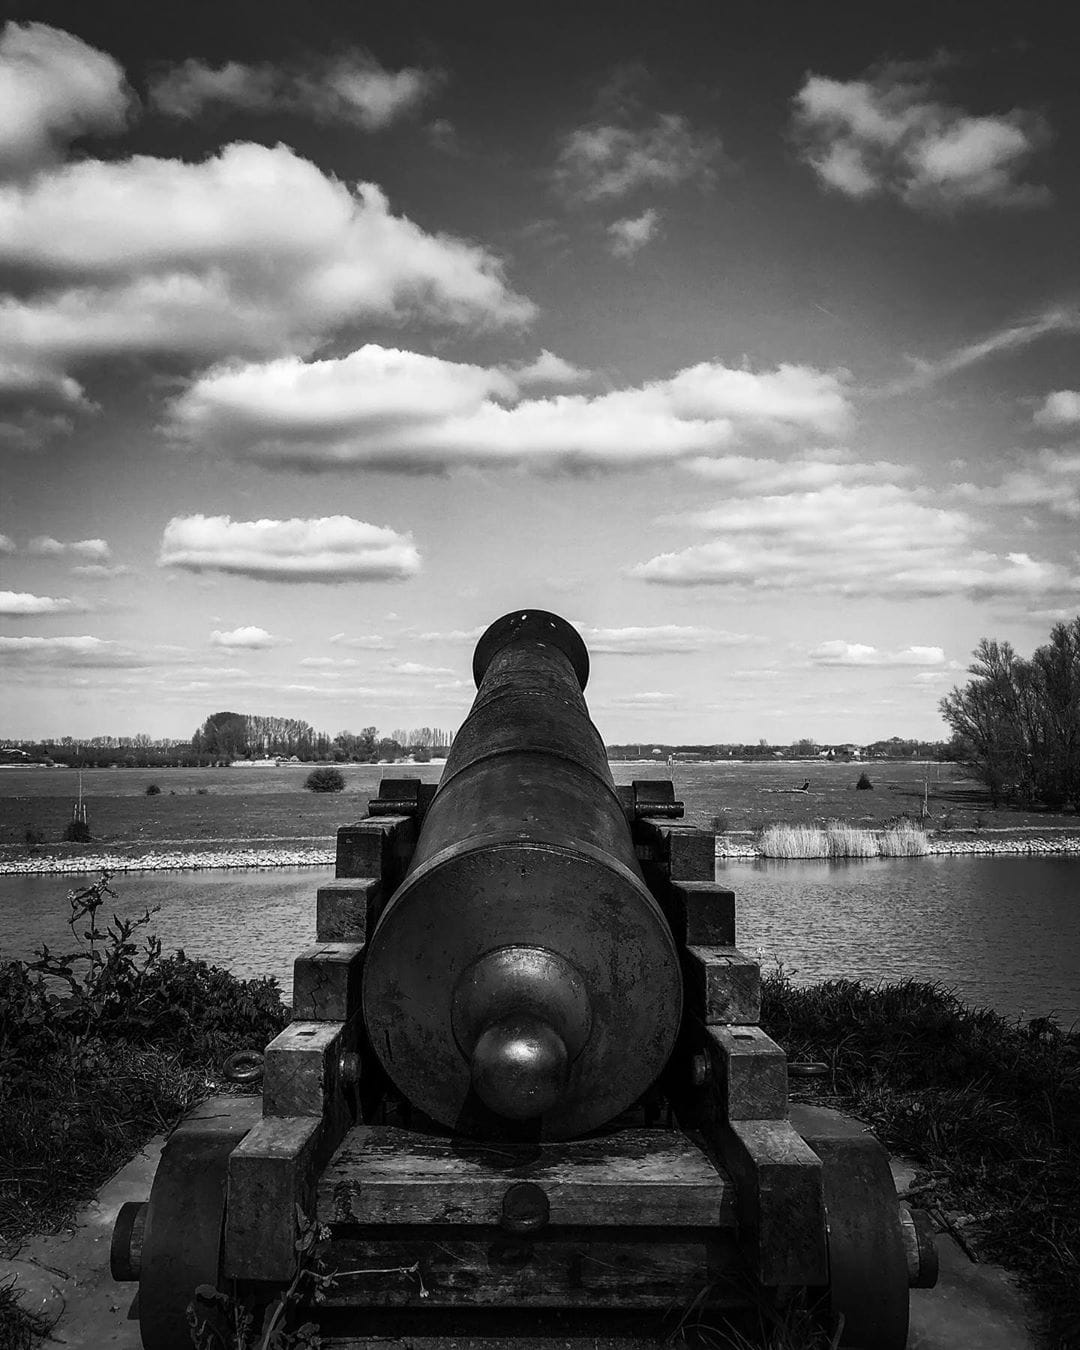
[792, 1110, 911, 1350]
[112, 1095, 261, 1350]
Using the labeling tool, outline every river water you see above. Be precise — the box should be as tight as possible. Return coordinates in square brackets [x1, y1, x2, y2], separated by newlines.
[1, 856, 1077, 1027]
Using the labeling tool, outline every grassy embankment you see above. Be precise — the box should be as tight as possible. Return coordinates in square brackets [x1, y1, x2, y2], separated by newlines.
[1, 761, 1078, 870]
[762, 971, 1080, 1350]
[0, 873, 288, 1347]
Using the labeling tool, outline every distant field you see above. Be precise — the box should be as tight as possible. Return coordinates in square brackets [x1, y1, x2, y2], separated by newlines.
[0, 759, 1075, 857]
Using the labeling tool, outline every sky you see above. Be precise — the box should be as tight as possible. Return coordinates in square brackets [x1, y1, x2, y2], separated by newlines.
[1, 0, 1079, 745]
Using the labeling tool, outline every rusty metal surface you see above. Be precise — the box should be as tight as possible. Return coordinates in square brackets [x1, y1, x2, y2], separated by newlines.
[362, 612, 682, 1139]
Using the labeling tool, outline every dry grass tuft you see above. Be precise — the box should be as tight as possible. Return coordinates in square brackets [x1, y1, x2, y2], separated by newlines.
[757, 821, 929, 858]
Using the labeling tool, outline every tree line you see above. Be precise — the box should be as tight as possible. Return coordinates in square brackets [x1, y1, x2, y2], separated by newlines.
[940, 617, 1080, 809]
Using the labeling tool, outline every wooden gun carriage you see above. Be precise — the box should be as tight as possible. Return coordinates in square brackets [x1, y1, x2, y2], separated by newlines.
[112, 609, 937, 1348]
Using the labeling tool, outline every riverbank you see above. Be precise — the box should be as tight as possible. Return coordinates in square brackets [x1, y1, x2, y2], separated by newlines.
[4, 826, 1080, 874]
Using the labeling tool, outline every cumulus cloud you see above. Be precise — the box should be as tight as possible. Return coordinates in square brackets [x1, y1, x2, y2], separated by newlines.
[554, 113, 723, 203]
[509, 350, 591, 387]
[791, 60, 1051, 212]
[0, 23, 132, 177]
[418, 626, 486, 642]
[210, 625, 283, 649]
[0, 533, 14, 553]
[0, 589, 87, 616]
[955, 449, 1080, 520]
[166, 346, 851, 472]
[150, 51, 440, 130]
[633, 483, 1080, 601]
[158, 514, 421, 583]
[385, 660, 454, 676]
[608, 208, 661, 258]
[809, 641, 947, 667]
[1035, 390, 1080, 429]
[578, 624, 750, 654]
[28, 535, 110, 558]
[0, 142, 534, 386]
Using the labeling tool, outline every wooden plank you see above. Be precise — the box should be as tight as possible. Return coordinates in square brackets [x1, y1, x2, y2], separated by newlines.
[292, 942, 365, 1021]
[336, 816, 416, 889]
[225, 1116, 320, 1281]
[684, 946, 760, 1025]
[316, 878, 381, 942]
[263, 1019, 358, 1146]
[666, 882, 736, 946]
[318, 1126, 734, 1229]
[717, 1118, 826, 1287]
[316, 1229, 741, 1309]
[645, 822, 716, 881]
[705, 1025, 787, 1120]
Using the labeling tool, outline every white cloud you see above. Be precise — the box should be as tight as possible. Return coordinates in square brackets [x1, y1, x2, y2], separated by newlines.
[554, 113, 723, 203]
[158, 514, 421, 583]
[385, 660, 454, 676]
[0, 23, 132, 177]
[150, 52, 439, 130]
[509, 350, 591, 387]
[0, 634, 137, 668]
[28, 535, 110, 558]
[578, 624, 750, 654]
[683, 452, 908, 492]
[0, 142, 534, 385]
[885, 306, 1080, 393]
[955, 449, 1080, 521]
[328, 632, 393, 649]
[167, 346, 851, 472]
[608, 207, 661, 258]
[1034, 390, 1080, 429]
[792, 62, 1051, 212]
[633, 483, 1080, 601]
[418, 626, 486, 642]
[210, 626, 283, 649]
[0, 533, 14, 553]
[809, 641, 947, 667]
[71, 562, 133, 579]
[0, 589, 87, 616]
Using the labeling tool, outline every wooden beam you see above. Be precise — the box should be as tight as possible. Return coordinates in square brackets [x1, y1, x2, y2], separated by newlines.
[335, 816, 416, 890]
[635, 821, 715, 881]
[684, 946, 761, 1025]
[705, 1025, 787, 1121]
[665, 881, 736, 946]
[717, 1118, 826, 1287]
[292, 943, 365, 1021]
[318, 1126, 735, 1229]
[262, 1019, 358, 1146]
[316, 877, 380, 943]
[224, 1116, 320, 1282]
[316, 1229, 742, 1309]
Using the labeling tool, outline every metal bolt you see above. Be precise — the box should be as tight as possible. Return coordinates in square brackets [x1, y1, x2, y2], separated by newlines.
[690, 1053, 711, 1087]
[339, 1050, 362, 1088]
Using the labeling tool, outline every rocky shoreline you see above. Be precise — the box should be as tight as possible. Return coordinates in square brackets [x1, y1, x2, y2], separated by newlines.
[3, 832, 1080, 875]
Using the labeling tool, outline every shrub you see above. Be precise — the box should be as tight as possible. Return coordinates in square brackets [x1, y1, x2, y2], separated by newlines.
[145, 783, 161, 795]
[63, 818, 91, 843]
[305, 766, 345, 793]
[856, 771, 873, 790]
[24, 826, 44, 853]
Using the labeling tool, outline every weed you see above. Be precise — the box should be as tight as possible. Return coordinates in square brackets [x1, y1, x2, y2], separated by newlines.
[63, 818, 91, 843]
[22, 827, 43, 854]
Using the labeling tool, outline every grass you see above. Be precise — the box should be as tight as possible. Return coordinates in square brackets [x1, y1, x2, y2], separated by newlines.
[757, 820, 929, 858]
[0, 874, 289, 1342]
[762, 971, 1080, 1350]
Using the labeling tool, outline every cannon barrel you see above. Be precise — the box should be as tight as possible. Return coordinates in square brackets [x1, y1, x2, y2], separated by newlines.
[361, 610, 683, 1139]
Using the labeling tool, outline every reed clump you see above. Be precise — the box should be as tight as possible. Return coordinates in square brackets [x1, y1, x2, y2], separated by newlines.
[756, 821, 929, 858]
[762, 972, 1080, 1350]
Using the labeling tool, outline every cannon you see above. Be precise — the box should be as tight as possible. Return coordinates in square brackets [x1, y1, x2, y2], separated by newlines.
[112, 609, 937, 1348]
